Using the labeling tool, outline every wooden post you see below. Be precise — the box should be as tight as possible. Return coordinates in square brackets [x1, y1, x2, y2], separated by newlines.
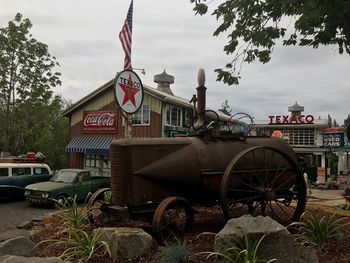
[124, 114, 132, 139]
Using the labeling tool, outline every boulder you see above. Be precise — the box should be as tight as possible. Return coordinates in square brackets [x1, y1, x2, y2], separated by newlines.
[0, 255, 64, 263]
[16, 221, 34, 230]
[0, 236, 35, 257]
[97, 227, 153, 260]
[215, 215, 318, 263]
[0, 225, 30, 242]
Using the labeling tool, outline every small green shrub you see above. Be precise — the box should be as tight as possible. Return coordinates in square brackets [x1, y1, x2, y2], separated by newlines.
[339, 202, 350, 210]
[157, 238, 190, 263]
[290, 215, 349, 248]
[199, 234, 276, 263]
[41, 228, 111, 263]
[57, 196, 91, 229]
[341, 186, 350, 202]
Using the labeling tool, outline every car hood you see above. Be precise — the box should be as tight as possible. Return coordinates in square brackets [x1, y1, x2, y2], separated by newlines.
[25, 181, 70, 192]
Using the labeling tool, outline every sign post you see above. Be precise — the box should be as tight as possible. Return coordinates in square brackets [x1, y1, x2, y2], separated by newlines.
[114, 69, 144, 138]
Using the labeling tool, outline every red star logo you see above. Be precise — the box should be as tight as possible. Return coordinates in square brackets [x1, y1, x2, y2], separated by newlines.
[118, 74, 140, 107]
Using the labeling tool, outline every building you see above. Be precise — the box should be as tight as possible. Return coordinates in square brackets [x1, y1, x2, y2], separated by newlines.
[252, 102, 332, 181]
[62, 70, 226, 176]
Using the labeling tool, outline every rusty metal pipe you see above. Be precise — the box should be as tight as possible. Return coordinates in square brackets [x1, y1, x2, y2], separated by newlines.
[192, 69, 207, 131]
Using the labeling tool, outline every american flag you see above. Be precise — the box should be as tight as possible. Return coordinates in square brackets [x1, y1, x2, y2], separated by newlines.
[119, 0, 133, 69]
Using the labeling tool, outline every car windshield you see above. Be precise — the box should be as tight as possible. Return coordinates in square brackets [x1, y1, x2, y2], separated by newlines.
[50, 170, 77, 183]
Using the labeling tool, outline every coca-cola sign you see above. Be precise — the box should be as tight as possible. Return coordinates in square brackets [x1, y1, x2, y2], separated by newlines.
[83, 111, 117, 133]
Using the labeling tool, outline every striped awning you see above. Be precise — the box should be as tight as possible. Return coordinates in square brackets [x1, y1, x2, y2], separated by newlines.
[65, 136, 115, 156]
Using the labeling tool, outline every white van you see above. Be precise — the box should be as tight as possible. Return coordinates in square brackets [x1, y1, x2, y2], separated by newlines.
[0, 162, 51, 177]
[0, 162, 52, 199]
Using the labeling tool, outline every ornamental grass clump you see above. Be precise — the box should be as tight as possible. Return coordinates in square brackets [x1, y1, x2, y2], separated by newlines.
[339, 202, 350, 210]
[40, 228, 111, 263]
[290, 214, 349, 248]
[157, 238, 190, 263]
[198, 234, 276, 263]
[56, 196, 91, 230]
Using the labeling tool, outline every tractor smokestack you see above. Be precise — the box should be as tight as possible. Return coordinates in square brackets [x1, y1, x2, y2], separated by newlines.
[192, 69, 206, 131]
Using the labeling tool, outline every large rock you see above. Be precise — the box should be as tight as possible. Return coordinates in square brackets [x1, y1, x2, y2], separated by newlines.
[0, 255, 64, 263]
[0, 225, 30, 242]
[97, 227, 153, 260]
[215, 215, 318, 263]
[0, 236, 35, 257]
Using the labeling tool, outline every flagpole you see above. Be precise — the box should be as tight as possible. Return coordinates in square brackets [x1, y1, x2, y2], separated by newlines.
[119, 0, 134, 139]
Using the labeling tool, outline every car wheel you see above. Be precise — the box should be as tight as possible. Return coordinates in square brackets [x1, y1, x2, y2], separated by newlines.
[55, 195, 67, 208]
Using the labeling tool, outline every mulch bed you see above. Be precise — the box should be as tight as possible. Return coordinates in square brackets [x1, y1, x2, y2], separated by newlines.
[31, 204, 350, 263]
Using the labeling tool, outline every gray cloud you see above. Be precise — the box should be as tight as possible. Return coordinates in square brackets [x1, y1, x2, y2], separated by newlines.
[1, 0, 349, 124]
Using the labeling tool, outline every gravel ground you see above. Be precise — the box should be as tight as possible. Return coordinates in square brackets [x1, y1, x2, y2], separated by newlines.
[0, 199, 58, 226]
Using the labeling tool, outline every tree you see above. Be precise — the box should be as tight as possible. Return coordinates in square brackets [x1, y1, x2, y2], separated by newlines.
[327, 114, 332, 128]
[332, 119, 339, 127]
[218, 99, 232, 116]
[0, 13, 61, 154]
[191, 0, 350, 85]
[20, 95, 70, 170]
[344, 114, 350, 141]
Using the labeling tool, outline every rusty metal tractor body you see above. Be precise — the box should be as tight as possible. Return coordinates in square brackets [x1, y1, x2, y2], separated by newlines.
[110, 135, 296, 210]
[92, 69, 307, 241]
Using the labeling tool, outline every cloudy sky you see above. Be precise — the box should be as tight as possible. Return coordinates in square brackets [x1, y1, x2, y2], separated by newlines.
[1, 0, 349, 124]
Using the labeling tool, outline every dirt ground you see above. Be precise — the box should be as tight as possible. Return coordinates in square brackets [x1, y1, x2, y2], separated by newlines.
[31, 189, 350, 263]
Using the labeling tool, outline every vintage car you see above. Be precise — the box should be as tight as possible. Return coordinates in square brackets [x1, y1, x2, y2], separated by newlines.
[24, 169, 110, 206]
[0, 162, 52, 200]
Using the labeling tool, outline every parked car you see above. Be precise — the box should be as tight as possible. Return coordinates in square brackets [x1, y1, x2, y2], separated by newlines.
[24, 169, 110, 206]
[0, 162, 52, 200]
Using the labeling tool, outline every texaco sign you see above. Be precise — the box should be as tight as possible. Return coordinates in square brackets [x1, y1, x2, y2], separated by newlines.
[114, 70, 144, 114]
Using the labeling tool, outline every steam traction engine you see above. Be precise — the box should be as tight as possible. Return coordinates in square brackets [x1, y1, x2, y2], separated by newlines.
[88, 69, 307, 241]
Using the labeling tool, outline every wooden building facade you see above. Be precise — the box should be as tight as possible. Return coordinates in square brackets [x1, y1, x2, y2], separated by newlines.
[62, 71, 204, 176]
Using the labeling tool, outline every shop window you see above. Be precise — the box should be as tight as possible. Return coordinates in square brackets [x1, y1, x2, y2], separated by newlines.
[130, 105, 150, 125]
[261, 128, 316, 147]
[84, 155, 111, 177]
[103, 156, 110, 169]
[166, 106, 182, 127]
[85, 154, 97, 167]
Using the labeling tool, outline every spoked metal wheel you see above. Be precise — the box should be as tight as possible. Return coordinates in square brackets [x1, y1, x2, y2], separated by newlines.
[220, 146, 307, 225]
[87, 188, 112, 221]
[153, 197, 194, 244]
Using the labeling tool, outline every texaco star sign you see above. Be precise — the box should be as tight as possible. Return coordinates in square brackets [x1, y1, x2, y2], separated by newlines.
[114, 70, 144, 114]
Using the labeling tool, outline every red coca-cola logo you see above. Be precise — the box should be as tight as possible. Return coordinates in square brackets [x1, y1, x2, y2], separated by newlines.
[83, 111, 117, 133]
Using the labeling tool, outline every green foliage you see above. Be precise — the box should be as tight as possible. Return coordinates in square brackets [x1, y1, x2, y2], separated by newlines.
[42, 228, 111, 263]
[56, 196, 91, 230]
[344, 114, 350, 141]
[199, 234, 276, 263]
[290, 215, 349, 248]
[157, 238, 190, 263]
[341, 186, 350, 202]
[191, 0, 350, 85]
[218, 99, 233, 116]
[343, 186, 350, 196]
[0, 13, 67, 167]
[339, 202, 350, 210]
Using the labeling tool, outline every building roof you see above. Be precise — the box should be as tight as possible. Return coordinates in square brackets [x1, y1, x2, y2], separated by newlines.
[62, 78, 229, 120]
[288, 102, 304, 112]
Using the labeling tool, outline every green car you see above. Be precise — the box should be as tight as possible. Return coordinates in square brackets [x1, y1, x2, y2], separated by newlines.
[24, 169, 110, 206]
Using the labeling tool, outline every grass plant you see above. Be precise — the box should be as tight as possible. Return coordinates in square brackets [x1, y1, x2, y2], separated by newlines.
[339, 202, 350, 210]
[40, 228, 111, 263]
[290, 214, 349, 248]
[56, 196, 91, 230]
[198, 234, 276, 263]
[157, 238, 190, 263]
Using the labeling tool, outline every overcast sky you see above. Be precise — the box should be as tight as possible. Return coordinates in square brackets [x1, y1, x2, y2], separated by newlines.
[1, 0, 349, 124]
